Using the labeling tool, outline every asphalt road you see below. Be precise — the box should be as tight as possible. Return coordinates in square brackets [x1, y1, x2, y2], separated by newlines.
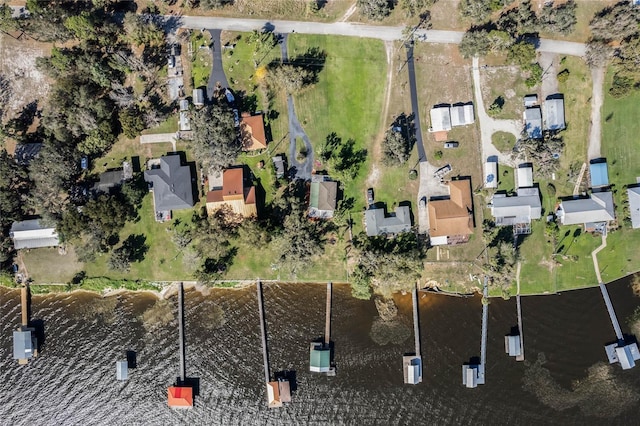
[405, 44, 426, 163]
[167, 16, 587, 57]
[206, 29, 229, 100]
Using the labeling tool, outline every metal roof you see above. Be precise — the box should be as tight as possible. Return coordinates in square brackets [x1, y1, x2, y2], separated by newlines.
[116, 360, 128, 380]
[365, 206, 412, 236]
[10, 219, 59, 249]
[450, 104, 474, 127]
[524, 95, 538, 107]
[144, 156, 194, 212]
[430, 106, 452, 132]
[524, 107, 542, 139]
[558, 191, 615, 225]
[484, 161, 498, 189]
[491, 187, 542, 225]
[589, 161, 609, 187]
[628, 187, 640, 229]
[309, 343, 331, 372]
[516, 164, 534, 188]
[544, 97, 565, 131]
[13, 329, 35, 360]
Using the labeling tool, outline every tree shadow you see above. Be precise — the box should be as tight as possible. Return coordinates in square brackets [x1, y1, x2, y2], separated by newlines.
[291, 47, 327, 83]
[122, 234, 149, 262]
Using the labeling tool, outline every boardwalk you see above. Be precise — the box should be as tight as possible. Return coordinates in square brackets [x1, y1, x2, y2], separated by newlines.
[412, 286, 421, 357]
[591, 234, 623, 340]
[324, 282, 332, 346]
[479, 278, 488, 383]
[515, 262, 525, 361]
[177, 282, 186, 383]
[256, 281, 270, 384]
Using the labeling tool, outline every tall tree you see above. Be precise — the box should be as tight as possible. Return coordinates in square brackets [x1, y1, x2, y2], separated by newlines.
[190, 104, 240, 173]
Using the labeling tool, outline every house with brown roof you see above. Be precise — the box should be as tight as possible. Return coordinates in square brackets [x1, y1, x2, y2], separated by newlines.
[240, 112, 267, 151]
[206, 167, 257, 218]
[428, 178, 474, 246]
[308, 175, 338, 219]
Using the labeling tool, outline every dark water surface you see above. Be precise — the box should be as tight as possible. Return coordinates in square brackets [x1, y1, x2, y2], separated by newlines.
[2, 280, 640, 425]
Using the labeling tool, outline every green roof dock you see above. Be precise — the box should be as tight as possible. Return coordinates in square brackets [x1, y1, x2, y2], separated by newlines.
[309, 282, 336, 375]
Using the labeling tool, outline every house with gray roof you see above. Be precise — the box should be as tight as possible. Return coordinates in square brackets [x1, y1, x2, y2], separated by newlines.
[544, 96, 566, 131]
[524, 107, 542, 139]
[364, 205, 412, 236]
[10, 219, 59, 250]
[490, 188, 542, 233]
[144, 155, 194, 221]
[557, 191, 615, 228]
[627, 186, 640, 229]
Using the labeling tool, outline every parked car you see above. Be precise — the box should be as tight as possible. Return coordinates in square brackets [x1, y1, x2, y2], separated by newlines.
[366, 188, 374, 205]
[232, 109, 240, 128]
[80, 156, 88, 170]
[444, 141, 459, 148]
[168, 56, 175, 68]
[419, 196, 426, 209]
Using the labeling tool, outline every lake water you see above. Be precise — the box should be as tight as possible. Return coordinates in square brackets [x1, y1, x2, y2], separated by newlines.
[1, 279, 640, 425]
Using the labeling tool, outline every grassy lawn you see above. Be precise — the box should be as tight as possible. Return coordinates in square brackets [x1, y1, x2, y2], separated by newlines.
[492, 131, 515, 152]
[479, 58, 528, 121]
[21, 247, 82, 284]
[190, 31, 212, 89]
[288, 34, 387, 210]
[140, 115, 178, 135]
[84, 195, 196, 281]
[517, 221, 555, 295]
[220, 31, 288, 144]
[497, 165, 515, 193]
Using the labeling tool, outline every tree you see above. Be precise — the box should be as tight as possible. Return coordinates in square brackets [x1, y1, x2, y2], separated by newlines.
[268, 64, 315, 94]
[398, 0, 436, 18]
[122, 12, 165, 47]
[357, 0, 392, 21]
[119, 107, 146, 138]
[459, 29, 490, 58]
[459, 0, 492, 24]
[538, 0, 577, 35]
[506, 41, 536, 67]
[589, 3, 640, 43]
[496, 0, 538, 36]
[190, 103, 240, 173]
[382, 129, 410, 166]
[108, 247, 130, 271]
[199, 0, 233, 10]
[487, 30, 514, 52]
[585, 39, 613, 68]
[0, 149, 31, 228]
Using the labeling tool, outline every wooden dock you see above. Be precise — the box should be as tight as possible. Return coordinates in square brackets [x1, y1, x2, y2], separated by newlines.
[324, 282, 332, 346]
[256, 280, 270, 384]
[515, 294, 525, 361]
[403, 284, 422, 385]
[412, 285, 421, 358]
[177, 282, 186, 383]
[21, 285, 28, 326]
[478, 277, 488, 384]
[599, 282, 623, 341]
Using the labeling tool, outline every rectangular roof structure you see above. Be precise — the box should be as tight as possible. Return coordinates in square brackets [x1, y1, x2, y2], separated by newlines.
[309, 343, 331, 372]
[524, 107, 542, 139]
[544, 97, 566, 131]
[179, 99, 189, 111]
[516, 164, 534, 188]
[364, 206, 412, 236]
[309, 180, 338, 219]
[10, 219, 59, 249]
[192, 89, 204, 106]
[450, 103, 475, 127]
[403, 355, 422, 384]
[627, 186, 640, 229]
[272, 156, 285, 178]
[484, 161, 498, 189]
[491, 187, 542, 226]
[13, 329, 36, 360]
[524, 95, 538, 107]
[116, 360, 128, 380]
[428, 179, 474, 239]
[206, 166, 257, 218]
[462, 365, 478, 388]
[240, 113, 267, 151]
[94, 170, 124, 194]
[167, 386, 193, 408]
[589, 160, 609, 187]
[429, 106, 452, 132]
[179, 111, 190, 131]
[505, 335, 522, 357]
[144, 155, 194, 212]
[558, 191, 615, 225]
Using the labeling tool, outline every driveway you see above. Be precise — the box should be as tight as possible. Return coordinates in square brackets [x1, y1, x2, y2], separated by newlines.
[207, 29, 229, 100]
[471, 57, 520, 167]
[280, 34, 313, 180]
[587, 66, 605, 160]
[539, 52, 559, 100]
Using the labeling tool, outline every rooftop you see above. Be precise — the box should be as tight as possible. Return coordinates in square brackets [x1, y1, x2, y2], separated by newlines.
[167, 386, 193, 408]
[240, 113, 267, 151]
[309, 180, 338, 219]
[544, 96, 565, 131]
[206, 167, 257, 218]
[628, 186, 640, 229]
[558, 191, 615, 225]
[589, 159, 609, 187]
[524, 107, 542, 139]
[144, 155, 194, 212]
[428, 179, 474, 238]
[10, 219, 59, 250]
[364, 205, 412, 236]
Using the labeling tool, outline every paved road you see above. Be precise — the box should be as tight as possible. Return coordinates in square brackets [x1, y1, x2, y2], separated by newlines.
[279, 34, 313, 180]
[405, 44, 426, 163]
[207, 29, 229, 99]
[168, 16, 587, 57]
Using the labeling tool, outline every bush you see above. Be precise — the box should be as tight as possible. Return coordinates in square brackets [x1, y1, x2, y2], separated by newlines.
[557, 69, 570, 83]
[609, 73, 635, 98]
[434, 150, 443, 160]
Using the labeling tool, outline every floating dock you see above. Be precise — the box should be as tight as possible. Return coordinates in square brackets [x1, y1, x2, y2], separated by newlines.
[257, 280, 291, 408]
[403, 284, 422, 385]
[13, 285, 37, 365]
[310, 282, 336, 376]
[168, 283, 193, 408]
[462, 277, 487, 388]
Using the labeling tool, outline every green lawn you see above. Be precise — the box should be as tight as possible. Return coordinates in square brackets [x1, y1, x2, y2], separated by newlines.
[83, 195, 196, 281]
[287, 34, 387, 210]
[190, 31, 212, 89]
[497, 165, 515, 193]
[141, 115, 178, 135]
[492, 131, 515, 152]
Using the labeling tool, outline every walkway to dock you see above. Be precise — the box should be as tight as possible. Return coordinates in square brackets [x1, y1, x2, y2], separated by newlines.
[178, 282, 186, 383]
[256, 281, 271, 384]
[324, 282, 332, 345]
[412, 285, 421, 357]
[480, 278, 488, 371]
[591, 235, 624, 341]
[515, 262, 525, 361]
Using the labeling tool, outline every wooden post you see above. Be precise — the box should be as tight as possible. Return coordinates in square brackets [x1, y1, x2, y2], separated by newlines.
[324, 282, 332, 346]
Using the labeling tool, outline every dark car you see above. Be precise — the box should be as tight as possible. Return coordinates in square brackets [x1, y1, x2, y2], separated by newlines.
[367, 188, 374, 205]
[81, 156, 88, 170]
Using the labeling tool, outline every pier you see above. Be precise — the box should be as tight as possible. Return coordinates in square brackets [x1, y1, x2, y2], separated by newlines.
[167, 283, 193, 408]
[403, 283, 422, 385]
[257, 280, 291, 408]
[506, 263, 525, 361]
[310, 282, 336, 375]
[462, 277, 487, 388]
[13, 285, 37, 365]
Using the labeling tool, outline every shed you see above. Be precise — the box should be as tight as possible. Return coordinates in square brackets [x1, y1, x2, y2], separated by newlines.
[116, 360, 128, 380]
[403, 355, 422, 385]
[450, 103, 474, 127]
[13, 328, 37, 363]
[179, 99, 189, 111]
[544, 96, 566, 131]
[589, 159, 609, 187]
[272, 156, 285, 178]
[524, 94, 538, 107]
[505, 335, 522, 357]
[309, 343, 331, 373]
[484, 160, 498, 189]
[10, 219, 59, 250]
[192, 89, 204, 106]
[627, 186, 640, 229]
[516, 163, 534, 188]
[524, 107, 542, 139]
[605, 341, 640, 370]
[167, 386, 193, 408]
[179, 111, 191, 131]
[462, 365, 479, 388]
[429, 106, 452, 132]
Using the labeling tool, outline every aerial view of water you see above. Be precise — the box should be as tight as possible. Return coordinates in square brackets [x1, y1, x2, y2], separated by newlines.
[1, 280, 640, 425]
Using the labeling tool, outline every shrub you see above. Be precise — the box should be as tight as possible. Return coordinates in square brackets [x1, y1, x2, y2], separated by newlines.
[557, 69, 570, 83]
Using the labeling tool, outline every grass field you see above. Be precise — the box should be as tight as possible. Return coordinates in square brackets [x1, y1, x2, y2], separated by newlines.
[479, 60, 528, 121]
[492, 131, 515, 153]
[288, 34, 387, 209]
[190, 31, 213, 89]
[497, 165, 515, 193]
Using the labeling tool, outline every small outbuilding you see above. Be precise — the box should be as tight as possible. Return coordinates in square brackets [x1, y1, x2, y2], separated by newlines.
[168, 386, 193, 408]
[544, 96, 566, 131]
[10, 219, 59, 250]
[272, 156, 285, 179]
[589, 159, 609, 188]
[524, 94, 538, 107]
[309, 343, 331, 373]
[192, 89, 205, 106]
[116, 360, 128, 380]
[524, 107, 542, 139]
[605, 341, 640, 370]
[516, 163, 534, 188]
[627, 186, 640, 229]
[13, 327, 37, 364]
[505, 335, 522, 358]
